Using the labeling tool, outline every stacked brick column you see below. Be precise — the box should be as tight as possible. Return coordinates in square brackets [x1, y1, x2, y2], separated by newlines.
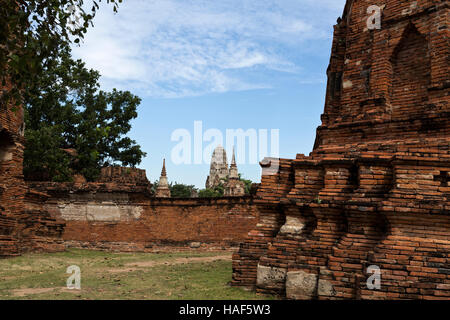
[232, 158, 293, 288]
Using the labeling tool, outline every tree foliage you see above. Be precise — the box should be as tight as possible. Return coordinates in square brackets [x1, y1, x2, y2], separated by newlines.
[198, 175, 254, 197]
[23, 45, 146, 181]
[239, 174, 253, 195]
[197, 188, 220, 198]
[1, 0, 120, 105]
[151, 181, 198, 198]
[198, 184, 224, 198]
[170, 183, 197, 198]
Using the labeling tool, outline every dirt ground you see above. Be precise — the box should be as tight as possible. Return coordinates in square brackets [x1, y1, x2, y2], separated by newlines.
[0, 249, 271, 300]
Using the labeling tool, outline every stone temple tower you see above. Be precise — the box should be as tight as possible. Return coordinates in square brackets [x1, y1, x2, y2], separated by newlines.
[229, 148, 239, 179]
[155, 159, 171, 198]
[205, 146, 229, 189]
[224, 148, 245, 196]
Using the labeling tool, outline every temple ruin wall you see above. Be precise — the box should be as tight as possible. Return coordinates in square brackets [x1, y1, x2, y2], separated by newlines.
[29, 182, 258, 251]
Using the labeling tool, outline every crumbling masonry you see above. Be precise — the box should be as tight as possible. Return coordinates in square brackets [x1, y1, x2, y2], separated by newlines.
[232, 0, 449, 300]
[0, 84, 64, 257]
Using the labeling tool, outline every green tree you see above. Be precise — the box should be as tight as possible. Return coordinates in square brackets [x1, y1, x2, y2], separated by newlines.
[170, 183, 197, 198]
[213, 184, 225, 197]
[151, 181, 198, 198]
[150, 180, 160, 195]
[1, 0, 121, 106]
[198, 188, 220, 198]
[238, 174, 254, 195]
[23, 45, 146, 181]
[23, 126, 72, 181]
[198, 184, 224, 198]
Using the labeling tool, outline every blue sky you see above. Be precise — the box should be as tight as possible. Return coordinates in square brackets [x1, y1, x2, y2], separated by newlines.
[72, 0, 347, 188]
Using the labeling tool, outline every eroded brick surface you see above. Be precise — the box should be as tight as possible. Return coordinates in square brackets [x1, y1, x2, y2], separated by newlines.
[29, 181, 259, 251]
[232, 0, 449, 300]
[0, 84, 64, 257]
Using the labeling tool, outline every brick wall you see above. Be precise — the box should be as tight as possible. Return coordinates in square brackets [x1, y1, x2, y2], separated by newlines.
[29, 182, 258, 251]
[1, 83, 64, 258]
[232, 0, 449, 300]
[98, 167, 151, 186]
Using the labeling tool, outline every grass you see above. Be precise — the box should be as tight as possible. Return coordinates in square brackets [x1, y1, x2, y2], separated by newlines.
[0, 249, 273, 300]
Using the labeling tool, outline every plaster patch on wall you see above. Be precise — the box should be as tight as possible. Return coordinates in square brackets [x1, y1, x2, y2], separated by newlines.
[57, 202, 143, 222]
[0, 150, 13, 161]
[86, 204, 121, 221]
[343, 80, 353, 89]
[279, 216, 305, 235]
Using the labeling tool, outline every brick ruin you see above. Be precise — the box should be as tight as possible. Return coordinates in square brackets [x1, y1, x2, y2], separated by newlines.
[224, 149, 246, 197]
[0, 84, 64, 257]
[206, 146, 246, 196]
[1, 90, 258, 256]
[28, 178, 258, 251]
[232, 0, 449, 300]
[1, 0, 448, 301]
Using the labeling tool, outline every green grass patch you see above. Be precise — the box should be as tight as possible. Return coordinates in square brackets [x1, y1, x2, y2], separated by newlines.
[0, 249, 273, 300]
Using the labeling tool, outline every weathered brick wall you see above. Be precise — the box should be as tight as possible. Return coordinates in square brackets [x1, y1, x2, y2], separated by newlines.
[98, 167, 151, 186]
[29, 182, 258, 251]
[232, 158, 294, 288]
[315, 0, 449, 157]
[232, 0, 449, 300]
[1, 83, 65, 257]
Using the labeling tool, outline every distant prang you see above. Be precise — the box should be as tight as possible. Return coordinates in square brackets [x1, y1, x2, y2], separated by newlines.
[155, 159, 171, 198]
[206, 146, 245, 197]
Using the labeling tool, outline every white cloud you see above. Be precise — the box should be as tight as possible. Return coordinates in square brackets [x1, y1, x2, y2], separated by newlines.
[72, 0, 346, 98]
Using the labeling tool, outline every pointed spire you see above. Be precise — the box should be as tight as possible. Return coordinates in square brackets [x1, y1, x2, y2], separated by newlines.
[228, 146, 239, 179]
[231, 146, 237, 168]
[155, 158, 170, 198]
[224, 146, 245, 196]
[161, 158, 167, 177]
